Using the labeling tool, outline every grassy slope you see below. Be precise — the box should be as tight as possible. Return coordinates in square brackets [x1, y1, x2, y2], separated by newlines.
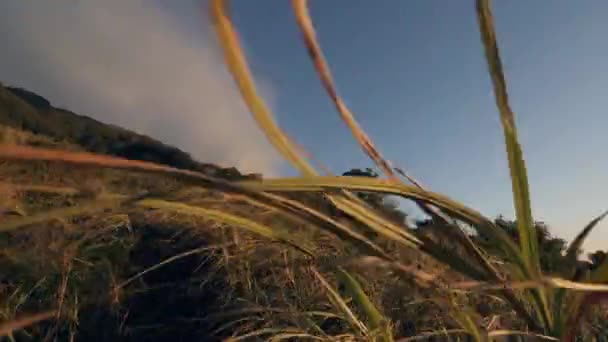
[2, 85, 604, 340]
[0, 86, 456, 340]
[0, 87, 352, 340]
[0, 132, 401, 341]
[0, 85, 269, 340]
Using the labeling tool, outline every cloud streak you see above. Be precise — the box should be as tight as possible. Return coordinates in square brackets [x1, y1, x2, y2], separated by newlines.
[0, 0, 282, 175]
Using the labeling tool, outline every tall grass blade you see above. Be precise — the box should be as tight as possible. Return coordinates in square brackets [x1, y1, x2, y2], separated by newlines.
[291, 0, 456, 227]
[476, 0, 539, 276]
[209, 0, 316, 176]
[476, 0, 551, 330]
[243, 176, 494, 230]
[449, 276, 608, 292]
[548, 277, 608, 291]
[0, 144, 206, 179]
[0, 311, 57, 338]
[555, 210, 608, 332]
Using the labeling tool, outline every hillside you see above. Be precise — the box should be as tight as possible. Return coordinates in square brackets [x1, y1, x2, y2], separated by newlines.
[0, 82, 606, 340]
[0, 83, 468, 340]
[0, 83, 257, 180]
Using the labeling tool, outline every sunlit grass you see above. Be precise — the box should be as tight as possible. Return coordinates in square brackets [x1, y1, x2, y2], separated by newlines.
[0, 0, 607, 340]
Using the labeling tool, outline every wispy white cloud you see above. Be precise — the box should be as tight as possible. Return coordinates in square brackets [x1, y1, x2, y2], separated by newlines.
[0, 0, 283, 175]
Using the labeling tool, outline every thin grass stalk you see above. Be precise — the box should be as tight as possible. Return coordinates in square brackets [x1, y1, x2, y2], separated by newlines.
[209, 0, 316, 176]
[290, 0, 458, 228]
[290, 0, 397, 182]
[225, 327, 308, 342]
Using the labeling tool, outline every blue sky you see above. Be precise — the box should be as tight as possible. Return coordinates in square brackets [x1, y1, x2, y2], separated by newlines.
[1, 1, 607, 251]
[226, 0, 608, 250]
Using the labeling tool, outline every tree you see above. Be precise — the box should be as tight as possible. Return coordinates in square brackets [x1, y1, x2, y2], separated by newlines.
[588, 250, 607, 271]
[479, 217, 568, 274]
[342, 168, 383, 206]
[342, 168, 378, 178]
[341, 168, 407, 225]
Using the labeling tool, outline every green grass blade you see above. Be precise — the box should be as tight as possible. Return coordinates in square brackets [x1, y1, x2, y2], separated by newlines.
[242, 176, 516, 249]
[311, 268, 369, 336]
[565, 210, 608, 268]
[476, 0, 539, 276]
[137, 199, 314, 256]
[336, 268, 393, 342]
[242, 176, 488, 224]
[476, 0, 551, 330]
